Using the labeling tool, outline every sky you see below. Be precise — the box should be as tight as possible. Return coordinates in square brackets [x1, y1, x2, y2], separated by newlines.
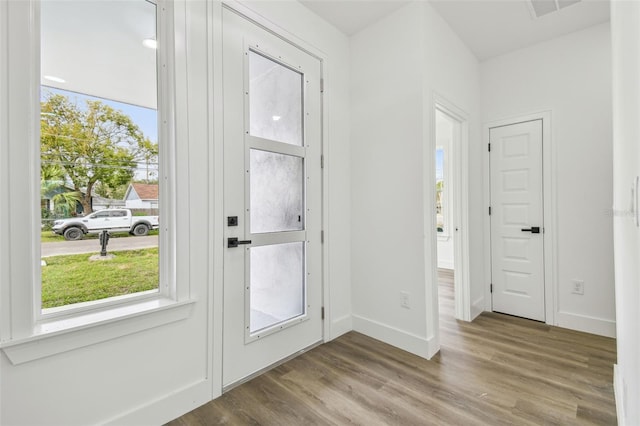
[41, 86, 159, 181]
[41, 86, 158, 144]
[435, 148, 444, 181]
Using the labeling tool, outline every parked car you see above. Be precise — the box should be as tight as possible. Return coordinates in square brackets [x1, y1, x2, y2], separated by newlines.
[51, 209, 159, 241]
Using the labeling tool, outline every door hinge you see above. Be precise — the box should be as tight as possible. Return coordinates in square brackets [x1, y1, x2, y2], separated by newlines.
[489, 206, 492, 216]
[490, 284, 493, 293]
[321, 230, 325, 244]
[321, 306, 325, 320]
[320, 78, 324, 93]
[488, 143, 491, 152]
[321, 155, 324, 169]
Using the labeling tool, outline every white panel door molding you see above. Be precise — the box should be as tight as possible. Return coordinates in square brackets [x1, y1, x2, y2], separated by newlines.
[490, 119, 545, 321]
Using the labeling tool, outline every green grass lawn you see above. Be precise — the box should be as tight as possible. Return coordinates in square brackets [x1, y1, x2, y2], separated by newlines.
[41, 229, 159, 243]
[41, 232, 67, 243]
[41, 248, 159, 308]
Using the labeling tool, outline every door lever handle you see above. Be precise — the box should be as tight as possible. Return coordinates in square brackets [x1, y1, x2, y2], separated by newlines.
[521, 227, 541, 234]
[228, 237, 252, 248]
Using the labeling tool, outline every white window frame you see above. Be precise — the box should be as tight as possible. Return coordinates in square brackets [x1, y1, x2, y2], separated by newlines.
[435, 123, 453, 241]
[435, 144, 448, 238]
[0, 0, 193, 366]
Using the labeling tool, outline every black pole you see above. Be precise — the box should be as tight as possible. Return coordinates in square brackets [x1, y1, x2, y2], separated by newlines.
[99, 230, 110, 256]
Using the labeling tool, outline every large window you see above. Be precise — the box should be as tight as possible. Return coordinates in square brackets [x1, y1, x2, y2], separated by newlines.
[435, 147, 445, 233]
[435, 109, 453, 236]
[0, 0, 195, 363]
[39, 0, 160, 312]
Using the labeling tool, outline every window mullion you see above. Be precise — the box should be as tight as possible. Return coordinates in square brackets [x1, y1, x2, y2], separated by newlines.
[0, 0, 11, 341]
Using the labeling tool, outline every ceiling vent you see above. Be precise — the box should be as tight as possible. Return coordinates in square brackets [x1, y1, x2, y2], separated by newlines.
[528, 0, 582, 18]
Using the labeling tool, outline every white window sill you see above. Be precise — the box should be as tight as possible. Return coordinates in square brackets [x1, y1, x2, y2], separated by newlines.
[0, 297, 195, 365]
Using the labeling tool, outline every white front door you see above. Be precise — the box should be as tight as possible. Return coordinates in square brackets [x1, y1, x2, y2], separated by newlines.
[490, 119, 545, 321]
[222, 8, 323, 387]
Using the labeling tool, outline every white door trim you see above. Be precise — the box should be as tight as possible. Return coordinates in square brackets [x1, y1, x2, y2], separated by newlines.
[483, 111, 557, 325]
[426, 92, 472, 357]
[431, 94, 472, 323]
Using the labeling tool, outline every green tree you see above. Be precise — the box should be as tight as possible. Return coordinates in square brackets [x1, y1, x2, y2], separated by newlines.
[41, 94, 156, 214]
[93, 181, 129, 200]
[138, 138, 159, 183]
[40, 164, 82, 218]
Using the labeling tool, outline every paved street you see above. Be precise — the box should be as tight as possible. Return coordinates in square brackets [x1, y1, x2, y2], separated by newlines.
[41, 235, 158, 257]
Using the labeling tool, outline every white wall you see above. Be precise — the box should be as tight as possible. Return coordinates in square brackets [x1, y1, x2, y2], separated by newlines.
[350, 1, 482, 357]
[480, 23, 615, 337]
[0, 1, 351, 425]
[611, 1, 640, 423]
[436, 237, 455, 271]
[436, 238, 454, 270]
[351, 2, 427, 356]
[423, 3, 484, 320]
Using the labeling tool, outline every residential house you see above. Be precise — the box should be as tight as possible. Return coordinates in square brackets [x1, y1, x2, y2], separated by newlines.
[1, 1, 638, 425]
[91, 195, 126, 211]
[124, 182, 159, 210]
[41, 186, 124, 216]
[40, 183, 83, 217]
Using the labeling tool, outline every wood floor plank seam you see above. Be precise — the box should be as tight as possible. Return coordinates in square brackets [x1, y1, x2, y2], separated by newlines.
[168, 271, 617, 425]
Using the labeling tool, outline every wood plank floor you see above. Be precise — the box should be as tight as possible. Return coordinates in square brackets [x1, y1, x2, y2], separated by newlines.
[168, 269, 617, 425]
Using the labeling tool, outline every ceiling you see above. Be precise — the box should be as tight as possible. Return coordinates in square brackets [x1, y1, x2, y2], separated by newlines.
[41, 1, 157, 109]
[300, 0, 610, 61]
[299, 0, 411, 36]
[41, 0, 610, 108]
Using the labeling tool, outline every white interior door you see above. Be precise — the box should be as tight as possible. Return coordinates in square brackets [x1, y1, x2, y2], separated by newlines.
[490, 119, 545, 321]
[222, 8, 323, 388]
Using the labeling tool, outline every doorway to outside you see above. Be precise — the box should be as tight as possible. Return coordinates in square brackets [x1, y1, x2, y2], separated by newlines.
[433, 99, 470, 325]
[221, 7, 324, 389]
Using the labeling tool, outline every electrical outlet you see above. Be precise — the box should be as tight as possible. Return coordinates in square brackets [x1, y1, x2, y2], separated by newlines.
[400, 291, 410, 309]
[572, 279, 584, 295]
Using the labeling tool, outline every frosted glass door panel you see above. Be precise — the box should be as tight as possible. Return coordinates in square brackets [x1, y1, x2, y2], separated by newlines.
[250, 242, 305, 333]
[250, 149, 303, 233]
[249, 51, 303, 146]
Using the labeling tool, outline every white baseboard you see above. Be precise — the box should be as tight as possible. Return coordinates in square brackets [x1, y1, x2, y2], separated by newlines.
[330, 314, 353, 340]
[556, 311, 616, 338]
[614, 364, 626, 425]
[352, 314, 434, 359]
[102, 378, 212, 426]
[471, 297, 484, 320]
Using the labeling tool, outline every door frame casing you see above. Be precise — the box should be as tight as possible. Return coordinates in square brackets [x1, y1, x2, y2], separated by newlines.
[429, 94, 472, 324]
[211, 0, 330, 399]
[483, 111, 557, 325]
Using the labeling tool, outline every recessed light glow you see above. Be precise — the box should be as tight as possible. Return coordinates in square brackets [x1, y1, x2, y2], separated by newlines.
[43, 75, 65, 83]
[272, 115, 281, 121]
[142, 38, 157, 49]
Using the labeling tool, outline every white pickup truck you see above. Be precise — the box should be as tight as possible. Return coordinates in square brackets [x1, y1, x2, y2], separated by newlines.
[52, 209, 159, 241]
